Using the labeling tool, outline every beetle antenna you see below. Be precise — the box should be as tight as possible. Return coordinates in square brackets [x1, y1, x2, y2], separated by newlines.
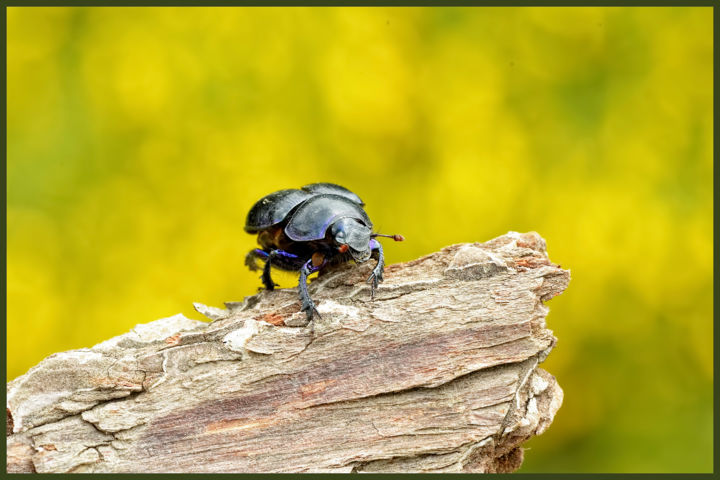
[371, 233, 405, 242]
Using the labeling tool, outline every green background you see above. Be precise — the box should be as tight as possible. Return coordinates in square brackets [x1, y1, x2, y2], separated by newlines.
[7, 7, 713, 473]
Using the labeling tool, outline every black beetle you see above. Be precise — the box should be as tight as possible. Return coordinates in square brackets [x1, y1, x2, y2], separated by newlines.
[244, 182, 404, 321]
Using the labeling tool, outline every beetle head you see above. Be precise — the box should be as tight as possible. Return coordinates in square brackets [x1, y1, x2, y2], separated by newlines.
[331, 218, 372, 263]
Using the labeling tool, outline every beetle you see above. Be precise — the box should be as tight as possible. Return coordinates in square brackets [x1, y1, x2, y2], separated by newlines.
[244, 182, 403, 321]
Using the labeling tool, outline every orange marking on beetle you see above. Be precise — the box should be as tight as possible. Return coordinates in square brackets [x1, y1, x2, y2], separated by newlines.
[338, 244, 349, 253]
[272, 227, 284, 246]
[312, 252, 325, 267]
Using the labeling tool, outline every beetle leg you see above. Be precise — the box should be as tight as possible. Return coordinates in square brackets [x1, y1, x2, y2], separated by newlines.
[245, 248, 269, 272]
[262, 253, 278, 291]
[269, 250, 305, 271]
[299, 259, 322, 322]
[366, 239, 384, 299]
[263, 250, 303, 290]
[247, 249, 301, 290]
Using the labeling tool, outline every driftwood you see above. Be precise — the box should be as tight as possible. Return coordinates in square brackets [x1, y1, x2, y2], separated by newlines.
[6, 231, 569, 473]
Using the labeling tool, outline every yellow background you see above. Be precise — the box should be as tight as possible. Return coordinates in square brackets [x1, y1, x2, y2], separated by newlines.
[7, 7, 712, 472]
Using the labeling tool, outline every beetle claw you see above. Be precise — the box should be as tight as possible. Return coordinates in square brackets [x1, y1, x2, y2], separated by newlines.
[367, 270, 383, 299]
[301, 300, 321, 321]
[260, 275, 278, 291]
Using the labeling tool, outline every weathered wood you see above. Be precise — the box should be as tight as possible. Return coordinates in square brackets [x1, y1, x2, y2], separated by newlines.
[6, 231, 569, 473]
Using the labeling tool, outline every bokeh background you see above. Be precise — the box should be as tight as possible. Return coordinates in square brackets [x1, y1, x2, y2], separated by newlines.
[7, 6, 712, 473]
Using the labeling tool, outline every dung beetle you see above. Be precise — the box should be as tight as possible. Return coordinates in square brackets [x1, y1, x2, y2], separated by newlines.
[244, 182, 404, 322]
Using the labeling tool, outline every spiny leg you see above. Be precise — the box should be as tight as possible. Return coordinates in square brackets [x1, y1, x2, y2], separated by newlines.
[299, 259, 322, 322]
[366, 239, 384, 299]
[261, 254, 277, 290]
[245, 248, 268, 272]
[245, 248, 301, 291]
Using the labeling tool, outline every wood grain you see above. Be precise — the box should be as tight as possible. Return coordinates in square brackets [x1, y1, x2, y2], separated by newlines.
[7, 231, 569, 473]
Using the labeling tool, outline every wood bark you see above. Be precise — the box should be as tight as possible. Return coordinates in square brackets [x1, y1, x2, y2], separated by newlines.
[6, 231, 569, 473]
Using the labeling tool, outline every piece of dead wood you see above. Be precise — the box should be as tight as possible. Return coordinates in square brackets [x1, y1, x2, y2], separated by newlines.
[6, 231, 569, 473]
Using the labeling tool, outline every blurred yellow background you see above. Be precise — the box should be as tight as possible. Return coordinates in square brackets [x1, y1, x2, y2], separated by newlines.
[7, 6, 712, 473]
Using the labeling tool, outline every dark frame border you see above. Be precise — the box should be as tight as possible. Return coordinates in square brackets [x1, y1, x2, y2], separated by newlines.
[2, 1, 716, 476]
